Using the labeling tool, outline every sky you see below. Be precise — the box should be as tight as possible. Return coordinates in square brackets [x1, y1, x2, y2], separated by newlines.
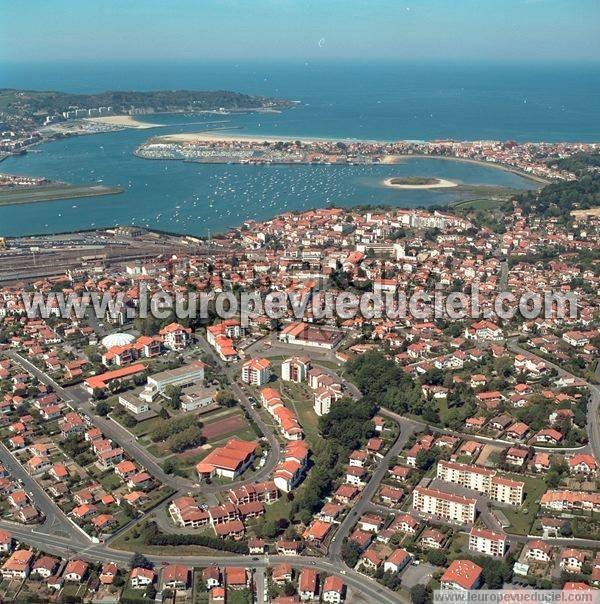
[1, 0, 599, 63]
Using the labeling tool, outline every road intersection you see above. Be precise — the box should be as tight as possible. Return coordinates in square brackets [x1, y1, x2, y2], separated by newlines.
[3, 345, 405, 602]
[2, 334, 598, 603]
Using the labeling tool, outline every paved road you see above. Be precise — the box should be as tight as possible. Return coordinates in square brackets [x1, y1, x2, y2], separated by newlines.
[1, 345, 406, 603]
[384, 408, 586, 455]
[0, 520, 404, 604]
[11, 333, 596, 601]
[507, 339, 600, 460]
[194, 332, 282, 480]
[5, 350, 190, 491]
[329, 418, 420, 564]
[0, 444, 90, 547]
[6, 349, 281, 496]
[244, 333, 343, 365]
[254, 566, 268, 604]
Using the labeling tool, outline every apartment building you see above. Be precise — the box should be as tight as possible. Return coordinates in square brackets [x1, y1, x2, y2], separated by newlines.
[437, 460, 524, 506]
[241, 358, 271, 386]
[468, 527, 507, 558]
[440, 559, 483, 591]
[437, 460, 493, 492]
[413, 486, 477, 524]
[490, 476, 524, 506]
[281, 356, 311, 383]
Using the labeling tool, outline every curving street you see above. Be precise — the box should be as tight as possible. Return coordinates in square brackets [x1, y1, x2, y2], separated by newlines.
[3, 334, 598, 603]
[2, 344, 405, 602]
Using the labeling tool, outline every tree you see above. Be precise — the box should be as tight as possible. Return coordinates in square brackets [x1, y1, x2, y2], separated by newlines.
[216, 389, 237, 408]
[95, 401, 111, 416]
[415, 448, 436, 471]
[341, 539, 361, 568]
[167, 425, 205, 453]
[410, 585, 431, 604]
[130, 553, 152, 570]
[426, 550, 447, 566]
[263, 519, 279, 539]
[559, 522, 573, 537]
[123, 413, 137, 428]
[165, 385, 182, 410]
[546, 470, 561, 488]
[346, 350, 422, 415]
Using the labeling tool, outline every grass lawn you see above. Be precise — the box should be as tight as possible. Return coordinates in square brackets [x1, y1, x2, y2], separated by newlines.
[121, 585, 153, 603]
[161, 454, 202, 479]
[111, 524, 230, 556]
[262, 494, 293, 528]
[97, 469, 122, 492]
[278, 380, 320, 447]
[207, 423, 258, 444]
[495, 473, 547, 536]
[227, 588, 253, 604]
[131, 415, 166, 438]
[437, 398, 449, 424]
[146, 443, 165, 458]
[60, 583, 88, 599]
[138, 486, 176, 512]
[448, 532, 468, 560]
[453, 197, 509, 211]
[316, 360, 345, 371]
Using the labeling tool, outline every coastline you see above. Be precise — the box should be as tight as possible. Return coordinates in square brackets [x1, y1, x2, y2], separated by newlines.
[381, 153, 550, 185]
[83, 115, 164, 129]
[152, 130, 336, 144]
[145, 133, 551, 185]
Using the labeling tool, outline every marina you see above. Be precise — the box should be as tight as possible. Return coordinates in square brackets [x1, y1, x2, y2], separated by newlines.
[0, 114, 537, 238]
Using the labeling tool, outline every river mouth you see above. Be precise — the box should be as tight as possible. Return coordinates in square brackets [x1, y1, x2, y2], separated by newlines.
[0, 114, 538, 238]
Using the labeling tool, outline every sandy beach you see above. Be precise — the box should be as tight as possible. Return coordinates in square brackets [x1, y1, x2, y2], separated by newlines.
[382, 177, 457, 189]
[154, 130, 342, 144]
[84, 115, 163, 129]
[571, 207, 600, 218]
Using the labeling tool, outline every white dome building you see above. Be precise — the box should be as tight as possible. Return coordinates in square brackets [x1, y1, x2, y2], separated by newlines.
[101, 333, 135, 349]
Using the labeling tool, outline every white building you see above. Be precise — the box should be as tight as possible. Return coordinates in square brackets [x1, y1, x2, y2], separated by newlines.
[241, 358, 271, 386]
[437, 460, 524, 506]
[281, 356, 311, 383]
[180, 384, 217, 412]
[159, 323, 192, 351]
[413, 486, 477, 524]
[468, 527, 507, 558]
[313, 386, 341, 417]
[140, 361, 205, 402]
[118, 392, 150, 415]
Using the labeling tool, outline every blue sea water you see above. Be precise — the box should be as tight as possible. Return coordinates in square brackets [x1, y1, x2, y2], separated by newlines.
[0, 61, 599, 237]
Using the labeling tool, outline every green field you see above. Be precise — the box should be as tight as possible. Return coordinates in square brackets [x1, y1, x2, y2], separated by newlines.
[0, 183, 123, 206]
[495, 473, 547, 535]
[278, 380, 320, 447]
[452, 197, 512, 211]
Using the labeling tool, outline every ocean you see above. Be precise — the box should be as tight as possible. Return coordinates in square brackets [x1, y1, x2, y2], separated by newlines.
[0, 60, 599, 237]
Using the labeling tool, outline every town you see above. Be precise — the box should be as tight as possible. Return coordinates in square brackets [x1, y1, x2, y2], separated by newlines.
[135, 136, 599, 182]
[0, 190, 596, 604]
[3, 0, 600, 601]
